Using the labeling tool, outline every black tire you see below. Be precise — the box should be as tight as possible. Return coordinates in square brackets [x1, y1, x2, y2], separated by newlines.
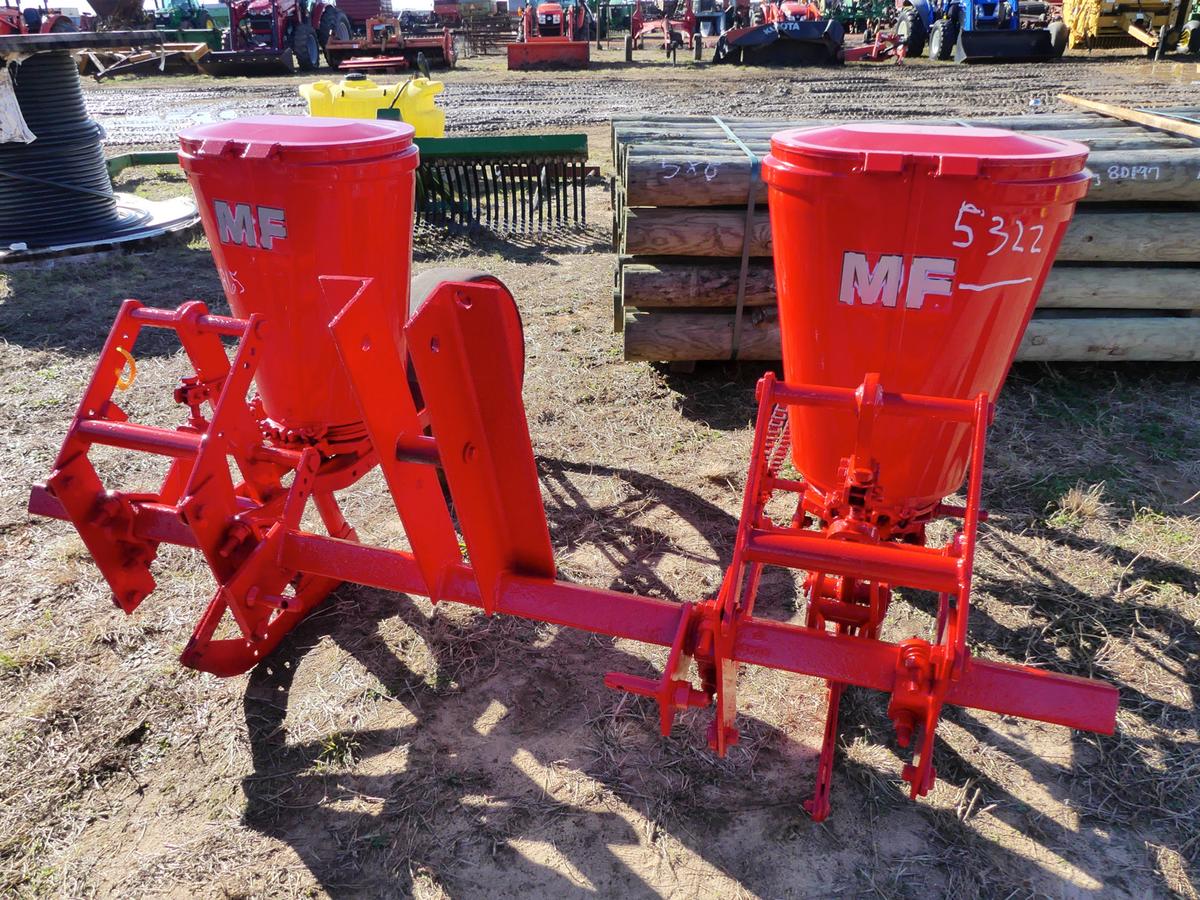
[48, 16, 75, 32]
[897, 7, 926, 56]
[319, 7, 350, 44]
[293, 21, 320, 70]
[1184, 20, 1200, 54]
[928, 18, 949, 59]
[321, 9, 351, 66]
[203, 15, 215, 29]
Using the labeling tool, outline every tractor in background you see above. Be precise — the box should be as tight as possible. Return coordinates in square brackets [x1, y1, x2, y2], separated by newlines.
[1185, 0, 1200, 50]
[627, 0, 739, 57]
[155, 0, 216, 28]
[896, 0, 1062, 61]
[322, 11, 456, 70]
[507, 0, 590, 67]
[1060, 0, 1192, 56]
[199, 0, 350, 73]
[151, 0, 224, 48]
[0, 2, 74, 33]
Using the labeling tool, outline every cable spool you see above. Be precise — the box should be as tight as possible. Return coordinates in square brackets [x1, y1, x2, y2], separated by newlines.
[0, 52, 151, 248]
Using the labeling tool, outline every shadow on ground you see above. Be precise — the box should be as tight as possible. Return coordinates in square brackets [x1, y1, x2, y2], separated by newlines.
[236, 455, 1188, 896]
[0, 238, 224, 358]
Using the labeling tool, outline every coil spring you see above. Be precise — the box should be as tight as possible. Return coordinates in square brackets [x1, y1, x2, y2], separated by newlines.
[763, 404, 791, 480]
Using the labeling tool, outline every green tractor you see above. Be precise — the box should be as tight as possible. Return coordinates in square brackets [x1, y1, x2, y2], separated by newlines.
[153, 0, 224, 48]
[1184, 0, 1200, 52]
[154, 0, 216, 29]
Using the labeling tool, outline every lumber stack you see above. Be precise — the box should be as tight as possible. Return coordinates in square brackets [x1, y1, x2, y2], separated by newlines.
[612, 110, 1200, 363]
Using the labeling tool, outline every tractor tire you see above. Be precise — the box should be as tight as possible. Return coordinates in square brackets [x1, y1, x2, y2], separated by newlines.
[202, 15, 215, 29]
[1048, 20, 1067, 56]
[319, 7, 350, 47]
[293, 22, 320, 71]
[928, 18, 951, 59]
[1184, 19, 1200, 54]
[49, 16, 74, 32]
[897, 7, 926, 56]
[321, 9, 351, 67]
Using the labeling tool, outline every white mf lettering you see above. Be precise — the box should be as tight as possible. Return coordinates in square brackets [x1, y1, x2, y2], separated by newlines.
[904, 256, 955, 310]
[838, 252, 903, 307]
[213, 201, 288, 250]
[838, 251, 956, 311]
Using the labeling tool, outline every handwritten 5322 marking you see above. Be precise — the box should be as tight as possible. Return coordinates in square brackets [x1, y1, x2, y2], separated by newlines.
[951, 201, 1044, 258]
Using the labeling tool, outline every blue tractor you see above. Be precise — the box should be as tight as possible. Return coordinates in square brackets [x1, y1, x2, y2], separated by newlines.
[895, 0, 1066, 61]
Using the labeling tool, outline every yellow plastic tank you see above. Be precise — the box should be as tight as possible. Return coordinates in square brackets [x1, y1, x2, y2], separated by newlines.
[300, 73, 446, 138]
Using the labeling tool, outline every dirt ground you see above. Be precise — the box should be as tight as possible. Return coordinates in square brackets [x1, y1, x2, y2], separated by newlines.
[1, 46, 1198, 899]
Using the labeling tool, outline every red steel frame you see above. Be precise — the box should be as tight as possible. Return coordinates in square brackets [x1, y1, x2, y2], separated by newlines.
[631, 0, 698, 51]
[29, 276, 1118, 818]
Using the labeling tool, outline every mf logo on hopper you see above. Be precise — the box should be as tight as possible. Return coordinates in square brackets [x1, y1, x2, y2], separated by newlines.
[213, 200, 288, 250]
[839, 251, 1033, 310]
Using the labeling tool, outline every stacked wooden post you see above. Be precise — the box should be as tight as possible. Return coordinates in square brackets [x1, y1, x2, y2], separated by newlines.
[612, 111, 1200, 363]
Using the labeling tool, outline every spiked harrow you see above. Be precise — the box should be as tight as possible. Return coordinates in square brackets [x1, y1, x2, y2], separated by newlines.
[414, 134, 589, 234]
[30, 116, 1118, 818]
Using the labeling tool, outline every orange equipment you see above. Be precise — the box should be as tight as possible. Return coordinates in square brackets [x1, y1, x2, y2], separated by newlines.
[507, 0, 590, 68]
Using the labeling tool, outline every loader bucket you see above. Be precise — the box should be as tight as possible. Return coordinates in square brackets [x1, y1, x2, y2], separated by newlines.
[953, 27, 1056, 62]
[763, 123, 1089, 513]
[506, 39, 590, 69]
[198, 49, 296, 76]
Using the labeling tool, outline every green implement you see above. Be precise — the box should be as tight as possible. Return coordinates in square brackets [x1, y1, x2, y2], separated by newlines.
[106, 136, 591, 237]
[413, 133, 590, 235]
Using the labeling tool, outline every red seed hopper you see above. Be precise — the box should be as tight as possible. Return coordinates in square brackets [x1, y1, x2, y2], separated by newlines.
[29, 116, 1116, 818]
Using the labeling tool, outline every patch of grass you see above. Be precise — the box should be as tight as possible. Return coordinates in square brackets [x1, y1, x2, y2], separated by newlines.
[0, 639, 62, 679]
[314, 731, 360, 771]
[1136, 419, 1193, 462]
[1046, 481, 1112, 528]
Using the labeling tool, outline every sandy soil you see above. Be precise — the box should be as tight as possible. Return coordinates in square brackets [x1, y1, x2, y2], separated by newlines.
[83, 46, 1200, 145]
[1, 45, 1198, 899]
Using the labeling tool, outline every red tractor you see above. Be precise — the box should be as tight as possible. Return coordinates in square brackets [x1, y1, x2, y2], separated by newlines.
[200, 0, 351, 74]
[507, 0, 590, 67]
[0, 2, 74, 34]
[768, 0, 822, 20]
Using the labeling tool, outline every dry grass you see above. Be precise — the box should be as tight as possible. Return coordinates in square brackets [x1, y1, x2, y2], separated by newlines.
[1, 99, 1198, 897]
[1049, 482, 1113, 529]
